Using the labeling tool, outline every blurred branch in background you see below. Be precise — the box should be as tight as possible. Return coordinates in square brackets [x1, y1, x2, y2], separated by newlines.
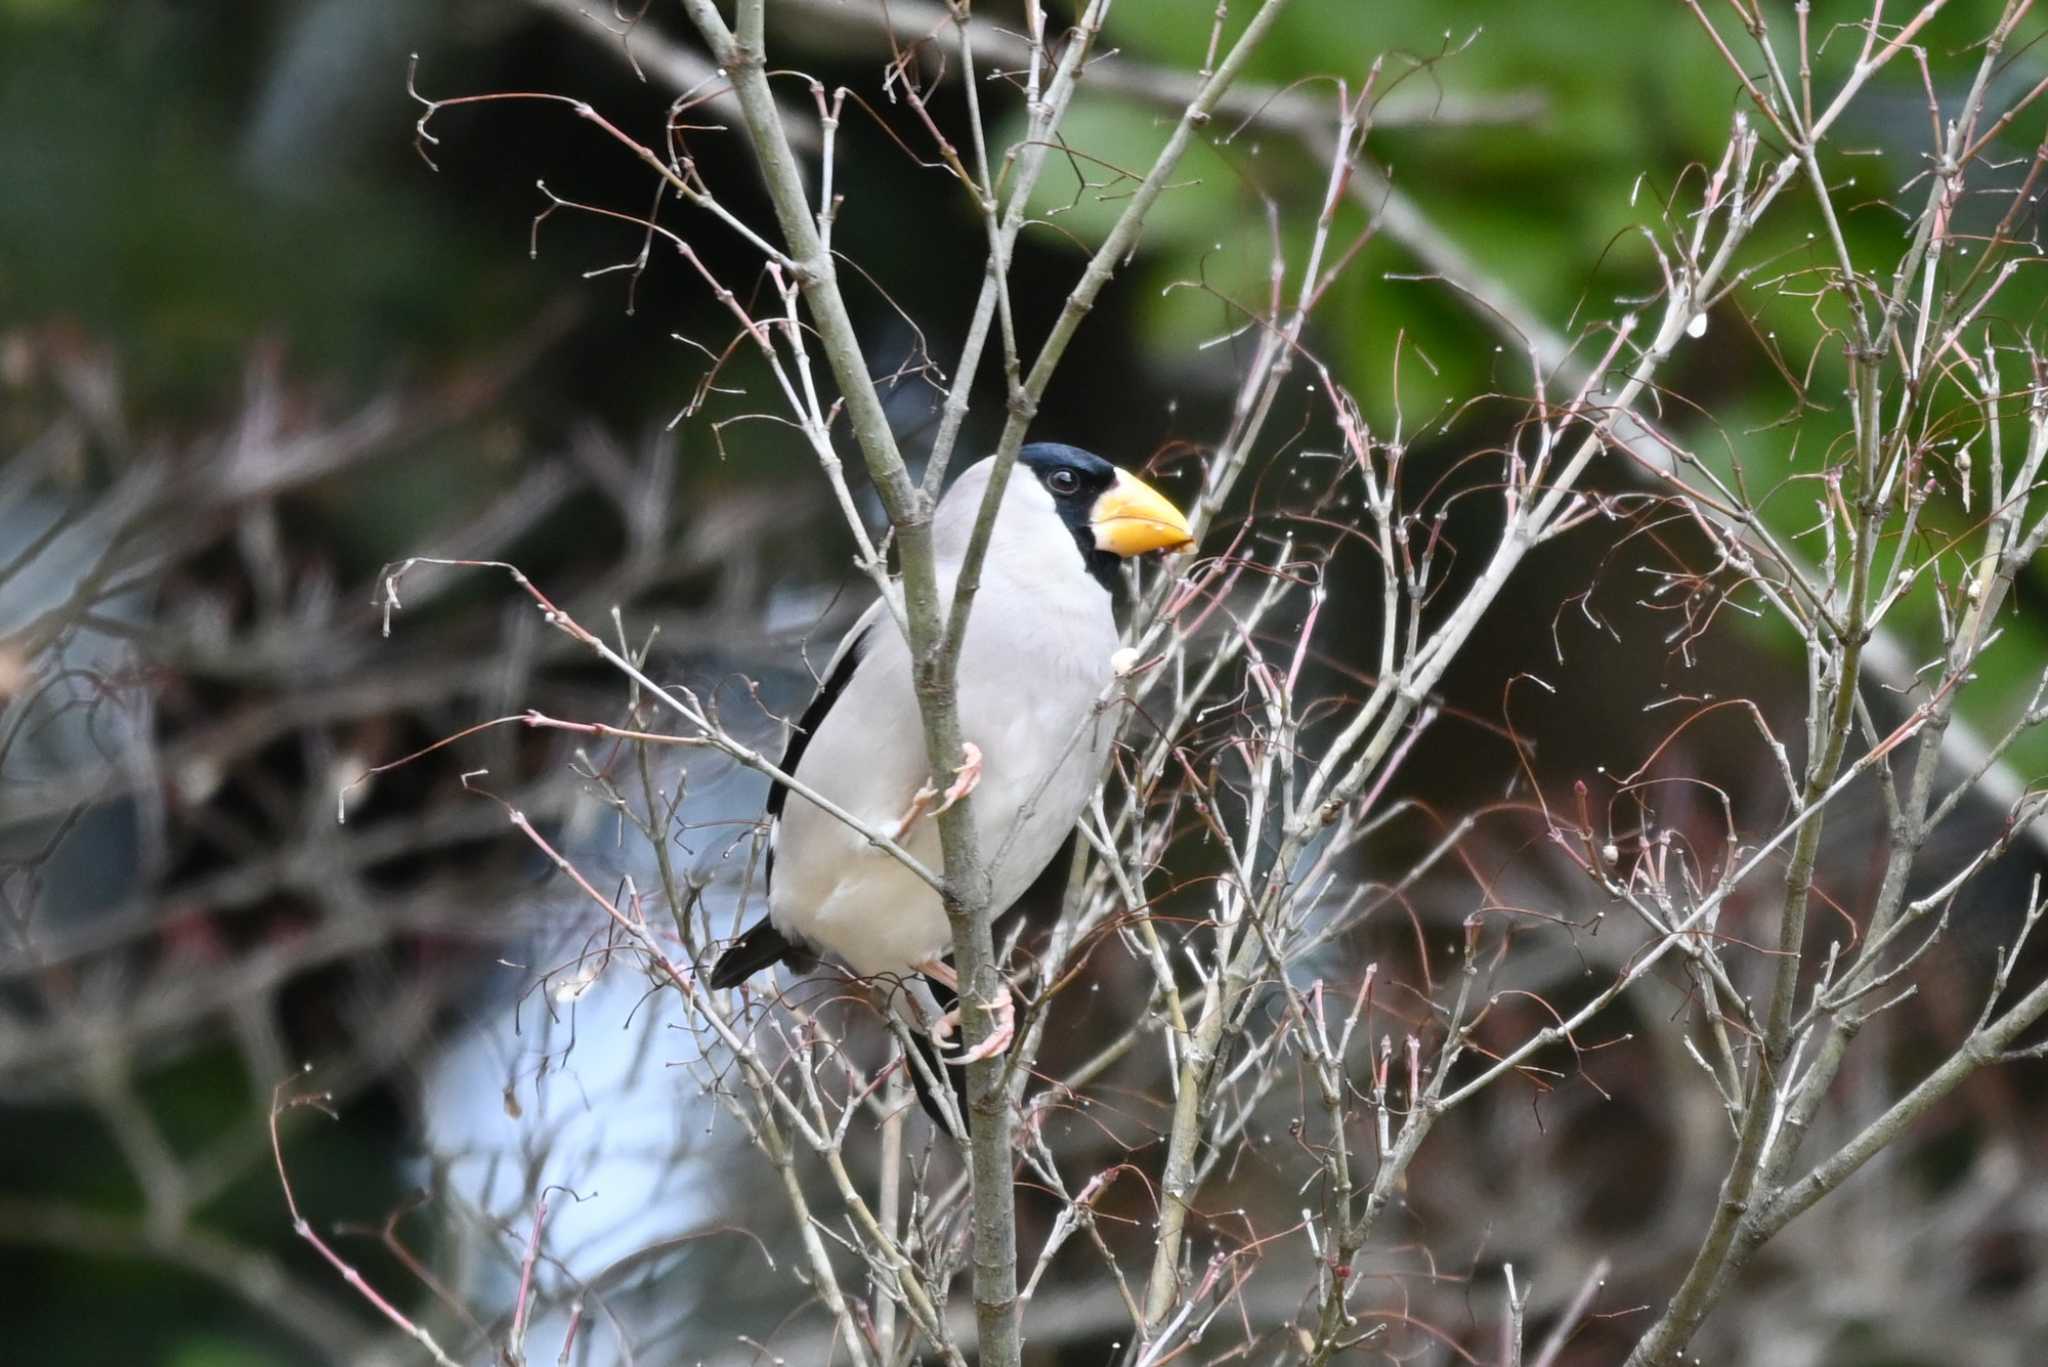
[528, 0, 1546, 136]
[525, 0, 818, 149]
[0, 312, 803, 1361]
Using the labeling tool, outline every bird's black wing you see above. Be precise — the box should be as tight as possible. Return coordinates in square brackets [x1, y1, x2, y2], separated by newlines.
[764, 619, 875, 831]
[708, 619, 875, 990]
[707, 917, 812, 990]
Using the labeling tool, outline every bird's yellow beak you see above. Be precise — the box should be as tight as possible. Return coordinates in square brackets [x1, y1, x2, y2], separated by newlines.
[1090, 469, 1194, 557]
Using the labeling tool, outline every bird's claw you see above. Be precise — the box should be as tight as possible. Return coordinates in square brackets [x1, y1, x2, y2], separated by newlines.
[891, 741, 984, 840]
[938, 741, 983, 809]
[929, 979, 1014, 1065]
[917, 958, 1014, 1066]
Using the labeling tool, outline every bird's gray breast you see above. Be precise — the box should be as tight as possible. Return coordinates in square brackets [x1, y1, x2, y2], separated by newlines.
[954, 574, 1117, 899]
[768, 571, 1117, 977]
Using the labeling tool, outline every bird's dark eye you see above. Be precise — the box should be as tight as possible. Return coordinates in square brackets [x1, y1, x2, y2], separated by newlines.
[1047, 468, 1080, 495]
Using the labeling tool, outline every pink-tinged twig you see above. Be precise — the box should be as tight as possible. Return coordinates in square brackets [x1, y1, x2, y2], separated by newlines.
[508, 1190, 556, 1360]
[270, 1073, 464, 1367]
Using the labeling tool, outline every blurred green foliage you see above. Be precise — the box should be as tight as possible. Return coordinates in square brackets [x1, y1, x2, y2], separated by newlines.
[0, 5, 534, 411]
[1007, 0, 2048, 773]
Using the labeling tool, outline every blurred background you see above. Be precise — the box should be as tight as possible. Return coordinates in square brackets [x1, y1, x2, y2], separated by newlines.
[4, 1, 2046, 1363]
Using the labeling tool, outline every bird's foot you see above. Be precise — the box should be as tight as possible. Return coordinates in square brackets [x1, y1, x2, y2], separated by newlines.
[916, 959, 1014, 1065]
[938, 741, 983, 809]
[890, 741, 983, 840]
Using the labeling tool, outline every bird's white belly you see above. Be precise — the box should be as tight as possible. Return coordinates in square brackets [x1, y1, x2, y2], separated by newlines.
[800, 853, 953, 977]
[767, 626, 1112, 977]
[768, 712, 1104, 976]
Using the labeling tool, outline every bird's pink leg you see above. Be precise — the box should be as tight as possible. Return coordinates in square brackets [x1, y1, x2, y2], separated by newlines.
[915, 958, 1014, 1065]
[890, 741, 983, 840]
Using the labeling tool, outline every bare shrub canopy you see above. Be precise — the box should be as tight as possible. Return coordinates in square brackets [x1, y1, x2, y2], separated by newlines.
[7, 2, 2048, 1365]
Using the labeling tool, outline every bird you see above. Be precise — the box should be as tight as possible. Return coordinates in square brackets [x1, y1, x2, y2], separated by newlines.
[706, 443, 1194, 1131]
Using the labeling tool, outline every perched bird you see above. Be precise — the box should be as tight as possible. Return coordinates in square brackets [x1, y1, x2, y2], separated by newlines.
[707, 443, 1193, 1129]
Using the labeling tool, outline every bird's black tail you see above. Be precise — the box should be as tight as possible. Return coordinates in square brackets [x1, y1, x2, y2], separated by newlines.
[902, 972, 974, 1139]
[708, 919, 813, 990]
[903, 1028, 969, 1139]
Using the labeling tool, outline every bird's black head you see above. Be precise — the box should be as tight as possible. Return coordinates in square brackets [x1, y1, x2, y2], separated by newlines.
[1017, 442, 1200, 591]
[1020, 443, 1122, 587]
[1020, 443, 1118, 509]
